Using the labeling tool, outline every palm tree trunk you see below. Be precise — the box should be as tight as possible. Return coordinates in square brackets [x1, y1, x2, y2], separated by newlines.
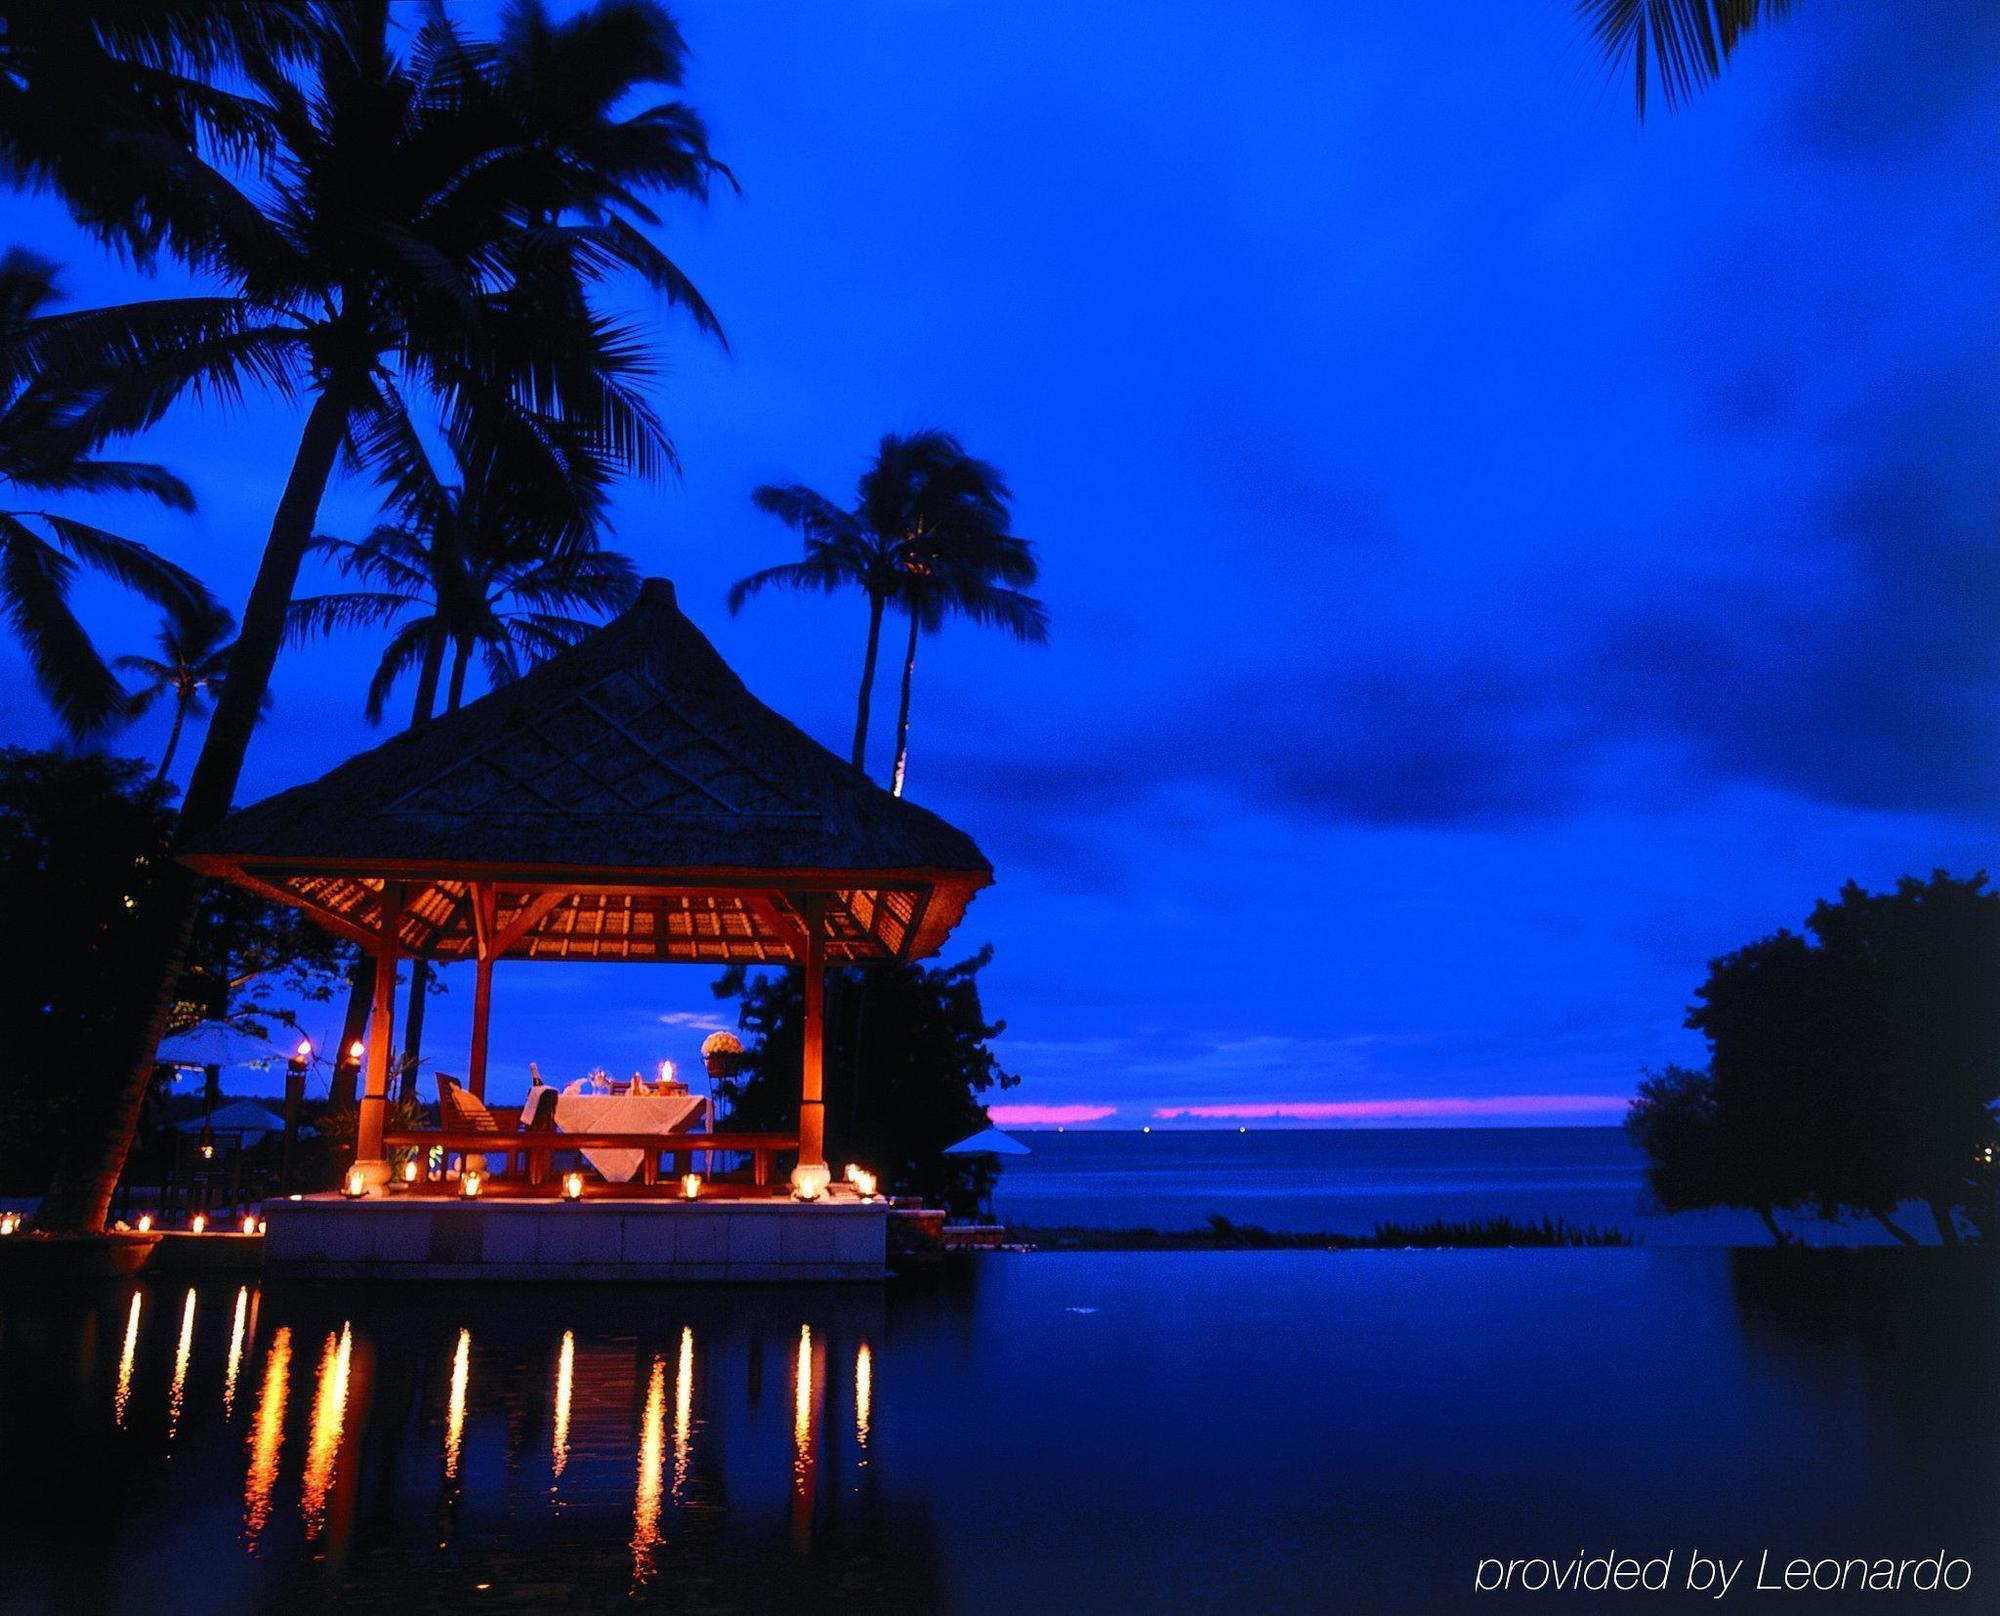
[399, 959, 428, 1105]
[1872, 1209, 1922, 1247]
[446, 636, 471, 713]
[37, 388, 351, 1234]
[889, 609, 920, 798]
[852, 593, 885, 773]
[328, 954, 375, 1110]
[397, 641, 469, 1099]
[1754, 1206, 1789, 1245]
[1927, 1199, 1961, 1247]
[411, 626, 446, 727]
[156, 697, 190, 782]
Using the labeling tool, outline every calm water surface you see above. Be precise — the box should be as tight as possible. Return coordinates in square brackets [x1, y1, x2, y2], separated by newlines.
[993, 1128, 1925, 1244]
[0, 1252, 1992, 1613]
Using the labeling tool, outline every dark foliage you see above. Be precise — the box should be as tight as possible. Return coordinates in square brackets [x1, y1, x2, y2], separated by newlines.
[711, 945, 1019, 1214]
[0, 747, 347, 1193]
[1628, 872, 2000, 1244]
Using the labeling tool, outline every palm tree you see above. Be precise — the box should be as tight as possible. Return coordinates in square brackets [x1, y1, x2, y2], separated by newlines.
[0, 5, 310, 266]
[1577, 0, 1798, 119]
[879, 449, 1045, 798]
[732, 431, 1045, 782]
[0, 248, 213, 736]
[290, 417, 639, 1100]
[114, 602, 241, 781]
[21, 1, 730, 1232]
[290, 422, 640, 731]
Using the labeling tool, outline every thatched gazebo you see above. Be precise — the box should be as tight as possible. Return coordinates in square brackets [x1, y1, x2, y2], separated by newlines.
[182, 578, 991, 1195]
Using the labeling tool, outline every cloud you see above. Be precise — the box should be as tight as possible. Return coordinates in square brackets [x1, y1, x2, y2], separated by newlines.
[989, 1104, 1119, 1126]
[657, 1011, 731, 1032]
[1152, 1096, 1630, 1122]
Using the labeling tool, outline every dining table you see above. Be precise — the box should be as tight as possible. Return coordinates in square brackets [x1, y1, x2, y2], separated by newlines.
[553, 1089, 707, 1182]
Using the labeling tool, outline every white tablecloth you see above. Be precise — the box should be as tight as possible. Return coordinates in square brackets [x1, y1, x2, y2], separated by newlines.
[553, 1092, 706, 1182]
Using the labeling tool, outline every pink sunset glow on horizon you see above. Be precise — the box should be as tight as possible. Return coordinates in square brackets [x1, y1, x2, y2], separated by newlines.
[1151, 1095, 1630, 1122]
[988, 1104, 1120, 1126]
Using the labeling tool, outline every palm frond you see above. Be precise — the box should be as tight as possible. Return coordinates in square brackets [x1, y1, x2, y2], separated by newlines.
[40, 515, 213, 616]
[1576, 0, 1797, 118]
[13, 458, 196, 511]
[0, 513, 122, 735]
[286, 590, 422, 646]
[363, 615, 442, 726]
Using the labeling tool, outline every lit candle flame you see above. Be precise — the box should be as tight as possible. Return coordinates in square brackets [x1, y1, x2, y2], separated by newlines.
[113, 1292, 142, 1427]
[301, 1323, 353, 1537]
[444, 1328, 470, 1481]
[167, 1288, 197, 1441]
[672, 1326, 694, 1503]
[243, 1327, 292, 1550]
[631, 1354, 666, 1588]
[223, 1286, 250, 1420]
[551, 1330, 574, 1481]
[855, 1340, 872, 1462]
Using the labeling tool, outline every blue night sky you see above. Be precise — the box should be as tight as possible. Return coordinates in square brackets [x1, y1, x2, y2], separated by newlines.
[4, 2, 1997, 1124]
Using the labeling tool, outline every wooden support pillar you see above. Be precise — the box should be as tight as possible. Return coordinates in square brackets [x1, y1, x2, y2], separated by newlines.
[353, 883, 403, 1185]
[468, 884, 496, 1099]
[798, 892, 827, 1171]
[281, 1045, 307, 1192]
[469, 956, 494, 1099]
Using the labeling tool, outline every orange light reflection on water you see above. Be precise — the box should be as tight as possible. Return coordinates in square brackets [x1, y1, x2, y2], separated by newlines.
[631, 1354, 667, 1589]
[113, 1292, 142, 1427]
[790, 1323, 819, 1547]
[444, 1328, 470, 1481]
[855, 1340, 872, 1464]
[243, 1327, 292, 1550]
[166, 1288, 196, 1441]
[222, 1287, 250, 1419]
[671, 1326, 694, 1503]
[301, 1323, 353, 1537]
[551, 1330, 574, 1482]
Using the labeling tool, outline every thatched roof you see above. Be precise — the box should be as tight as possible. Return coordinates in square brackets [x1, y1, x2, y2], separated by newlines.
[182, 579, 991, 965]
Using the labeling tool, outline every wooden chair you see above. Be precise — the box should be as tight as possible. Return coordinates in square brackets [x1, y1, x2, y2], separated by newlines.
[437, 1074, 500, 1174]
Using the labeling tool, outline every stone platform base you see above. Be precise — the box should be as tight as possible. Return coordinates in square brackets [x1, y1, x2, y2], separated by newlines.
[262, 1195, 887, 1282]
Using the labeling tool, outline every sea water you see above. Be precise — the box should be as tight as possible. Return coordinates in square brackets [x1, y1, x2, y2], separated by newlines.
[989, 1127, 1919, 1245]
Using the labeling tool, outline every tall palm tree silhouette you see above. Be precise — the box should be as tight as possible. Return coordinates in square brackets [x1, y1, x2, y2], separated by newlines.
[25, 0, 731, 1232]
[731, 431, 1046, 791]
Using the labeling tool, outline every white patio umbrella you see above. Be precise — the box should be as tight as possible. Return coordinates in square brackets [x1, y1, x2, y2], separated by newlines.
[943, 1125, 1031, 1158]
[154, 1021, 292, 1070]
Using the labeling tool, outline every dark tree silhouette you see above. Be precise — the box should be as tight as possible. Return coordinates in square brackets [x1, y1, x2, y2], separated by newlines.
[0, 747, 344, 1196]
[711, 946, 1020, 1215]
[115, 601, 246, 780]
[0, 249, 212, 736]
[1628, 872, 2000, 1244]
[731, 430, 1046, 787]
[18, 0, 729, 1231]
